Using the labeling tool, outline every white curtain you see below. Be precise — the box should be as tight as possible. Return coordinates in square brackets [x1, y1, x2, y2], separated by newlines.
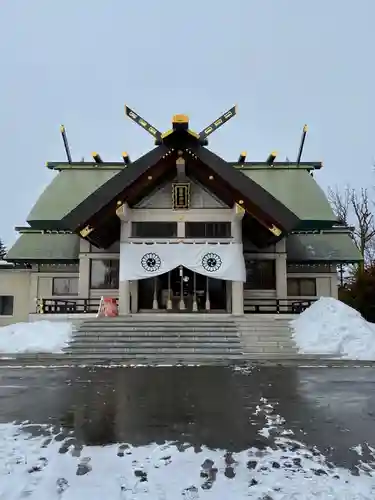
[120, 242, 246, 282]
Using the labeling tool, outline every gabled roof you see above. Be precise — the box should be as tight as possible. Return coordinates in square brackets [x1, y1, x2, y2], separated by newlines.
[45, 130, 302, 247]
[23, 121, 338, 249]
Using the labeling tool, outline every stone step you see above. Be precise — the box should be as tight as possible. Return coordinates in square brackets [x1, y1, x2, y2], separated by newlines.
[69, 340, 242, 349]
[240, 330, 291, 335]
[240, 324, 293, 328]
[240, 332, 291, 337]
[64, 351, 243, 363]
[243, 342, 296, 349]
[61, 351, 310, 361]
[241, 334, 294, 341]
[71, 337, 242, 347]
[67, 345, 243, 356]
[83, 319, 236, 326]
[82, 315, 233, 321]
[71, 336, 241, 344]
[74, 331, 240, 338]
[244, 349, 298, 355]
[240, 328, 291, 331]
[80, 325, 238, 332]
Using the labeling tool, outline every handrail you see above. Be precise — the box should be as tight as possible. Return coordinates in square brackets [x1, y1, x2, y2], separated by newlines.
[36, 296, 315, 314]
[244, 297, 316, 314]
[37, 297, 117, 314]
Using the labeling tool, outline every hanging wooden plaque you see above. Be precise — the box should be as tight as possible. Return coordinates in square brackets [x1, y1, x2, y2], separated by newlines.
[172, 183, 190, 209]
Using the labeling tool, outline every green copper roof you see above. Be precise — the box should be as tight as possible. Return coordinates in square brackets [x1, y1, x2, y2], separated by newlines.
[25, 160, 336, 231]
[287, 232, 362, 262]
[27, 167, 122, 229]
[6, 233, 80, 261]
[243, 169, 337, 228]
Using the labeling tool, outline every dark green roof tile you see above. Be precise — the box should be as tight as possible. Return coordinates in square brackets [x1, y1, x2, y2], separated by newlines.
[287, 232, 362, 262]
[27, 168, 120, 228]
[6, 233, 79, 261]
[244, 169, 336, 224]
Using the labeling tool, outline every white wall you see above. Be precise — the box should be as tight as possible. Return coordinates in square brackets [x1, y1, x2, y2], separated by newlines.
[0, 269, 31, 326]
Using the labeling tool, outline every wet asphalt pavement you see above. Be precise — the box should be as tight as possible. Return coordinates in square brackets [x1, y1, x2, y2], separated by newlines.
[0, 365, 374, 472]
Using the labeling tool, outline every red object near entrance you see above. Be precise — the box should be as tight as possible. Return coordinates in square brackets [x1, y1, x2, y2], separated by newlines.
[97, 297, 118, 317]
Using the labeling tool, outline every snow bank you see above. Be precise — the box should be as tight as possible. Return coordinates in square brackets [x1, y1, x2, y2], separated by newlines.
[291, 297, 375, 360]
[0, 321, 73, 354]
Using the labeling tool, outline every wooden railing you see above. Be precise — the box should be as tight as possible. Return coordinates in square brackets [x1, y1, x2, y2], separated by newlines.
[36, 297, 315, 315]
[36, 298, 113, 314]
[244, 298, 316, 314]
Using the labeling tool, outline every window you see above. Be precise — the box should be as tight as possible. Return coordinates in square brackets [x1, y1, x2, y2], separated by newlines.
[244, 260, 276, 289]
[0, 296, 14, 316]
[287, 278, 316, 296]
[132, 222, 177, 238]
[90, 259, 119, 289]
[52, 277, 79, 296]
[185, 222, 231, 238]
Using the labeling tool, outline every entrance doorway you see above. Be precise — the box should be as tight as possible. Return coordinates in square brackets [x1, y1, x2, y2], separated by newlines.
[137, 266, 227, 312]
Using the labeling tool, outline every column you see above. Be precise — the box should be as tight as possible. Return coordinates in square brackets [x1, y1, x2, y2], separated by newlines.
[78, 239, 90, 298]
[78, 257, 90, 297]
[231, 219, 242, 242]
[231, 210, 244, 315]
[29, 272, 39, 313]
[275, 239, 287, 308]
[330, 273, 339, 299]
[119, 280, 130, 314]
[231, 281, 244, 315]
[177, 221, 185, 238]
[118, 219, 132, 315]
[130, 281, 138, 313]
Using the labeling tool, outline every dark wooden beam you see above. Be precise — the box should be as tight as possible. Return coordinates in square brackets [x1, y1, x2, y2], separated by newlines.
[60, 145, 170, 230]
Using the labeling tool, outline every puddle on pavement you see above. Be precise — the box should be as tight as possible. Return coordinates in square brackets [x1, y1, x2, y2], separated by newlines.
[1, 365, 375, 472]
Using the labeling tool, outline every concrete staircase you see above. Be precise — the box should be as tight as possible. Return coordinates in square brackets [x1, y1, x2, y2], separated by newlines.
[65, 315, 244, 364]
[234, 314, 300, 360]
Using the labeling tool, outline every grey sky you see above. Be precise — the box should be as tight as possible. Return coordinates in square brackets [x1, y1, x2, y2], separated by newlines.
[1, 0, 374, 247]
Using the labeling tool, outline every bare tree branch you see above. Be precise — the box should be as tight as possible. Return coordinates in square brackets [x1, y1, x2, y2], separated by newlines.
[328, 185, 375, 268]
[327, 186, 350, 226]
[350, 188, 375, 263]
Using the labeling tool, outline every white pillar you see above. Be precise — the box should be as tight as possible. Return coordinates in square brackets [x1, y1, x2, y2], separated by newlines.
[78, 257, 90, 297]
[275, 239, 287, 309]
[231, 208, 244, 315]
[177, 221, 185, 238]
[78, 239, 90, 298]
[118, 219, 132, 315]
[330, 273, 339, 299]
[130, 281, 138, 313]
[118, 280, 130, 314]
[231, 219, 242, 242]
[231, 281, 244, 315]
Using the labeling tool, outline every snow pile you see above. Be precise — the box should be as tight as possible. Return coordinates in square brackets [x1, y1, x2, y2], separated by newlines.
[291, 297, 375, 360]
[0, 398, 374, 499]
[0, 321, 73, 354]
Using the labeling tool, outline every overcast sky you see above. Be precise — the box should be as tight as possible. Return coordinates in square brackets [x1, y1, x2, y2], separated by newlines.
[0, 0, 374, 247]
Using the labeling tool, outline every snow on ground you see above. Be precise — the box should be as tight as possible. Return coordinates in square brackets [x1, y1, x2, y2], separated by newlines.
[0, 398, 374, 499]
[0, 321, 73, 354]
[291, 297, 375, 360]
